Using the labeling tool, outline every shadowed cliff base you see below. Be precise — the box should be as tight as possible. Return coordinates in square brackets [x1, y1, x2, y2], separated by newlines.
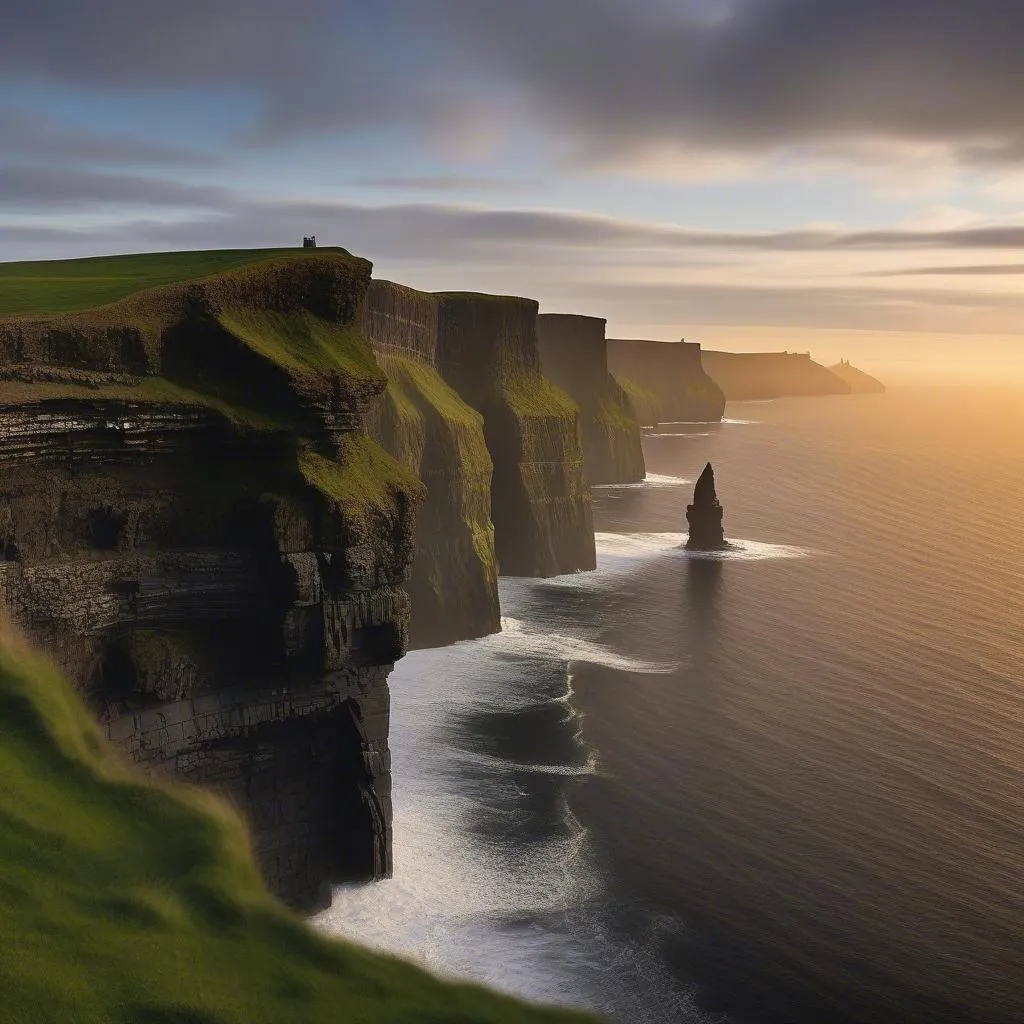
[364, 279, 501, 649]
[537, 313, 645, 485]
[0, 248, 425, 910]
[434, 292, 596, 578]
[606, 338, 725, 426]
[702, 350, 851, 401]
[0, 620, 600, 1023]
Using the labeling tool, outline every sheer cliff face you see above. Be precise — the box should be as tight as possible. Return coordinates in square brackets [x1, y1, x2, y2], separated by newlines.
[701, 350, 851, 400]
[536, 314, 645, 485]
[435, 293, 596, 578]
[363, 280, 500, 649]
[0, 252, 424, 910]
[607, 339, 726, 426]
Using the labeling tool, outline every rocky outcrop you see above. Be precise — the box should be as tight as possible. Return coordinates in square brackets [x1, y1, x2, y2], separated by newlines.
[606, 338, 726, 425]
[829, 359, 886, 394]
[686, 462, 726, 550]
[0, 250, 424, 910]
[702, 350, 851, 400]
[435, 293, 596, 577]
[363, 280, 500, 648]
[536, 314, 645, 485]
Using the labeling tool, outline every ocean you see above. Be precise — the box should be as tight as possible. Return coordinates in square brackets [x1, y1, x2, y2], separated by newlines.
[317, 385, 1024, 1024]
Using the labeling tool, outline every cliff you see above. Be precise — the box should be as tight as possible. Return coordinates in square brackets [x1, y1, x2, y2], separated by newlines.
[829, 359, 886, 394]
[435, 293, 596, 577]
[0, 248, 424, 910]
[363, 280, 500, 648]
[536, 314, 645, 484]
[606, 339, 726, 425]
[0, 622, 599, 1023]
[701, 350, 851, 400]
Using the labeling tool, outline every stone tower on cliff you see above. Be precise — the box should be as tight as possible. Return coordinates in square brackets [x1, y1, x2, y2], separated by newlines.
[686, 462, 727, 550]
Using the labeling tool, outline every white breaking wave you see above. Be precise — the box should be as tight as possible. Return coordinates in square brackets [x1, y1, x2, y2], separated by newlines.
[644, 431, 712, 439]
[593, 472, 690, 491]
[491, 616, 678, 675]
[594, 531, 816, 563]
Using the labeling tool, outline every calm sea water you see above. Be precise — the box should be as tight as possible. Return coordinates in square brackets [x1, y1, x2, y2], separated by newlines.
[318, 386, 1024, 1024]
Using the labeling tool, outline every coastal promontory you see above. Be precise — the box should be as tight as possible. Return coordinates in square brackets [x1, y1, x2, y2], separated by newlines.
[0, 248, 422, 910]
[537, 313, 645, 484]
[607, 338, 726, 425]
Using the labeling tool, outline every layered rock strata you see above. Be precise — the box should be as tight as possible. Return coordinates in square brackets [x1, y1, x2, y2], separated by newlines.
[363, 280, 500, 648]
[536, 313, 645, 485]
[0, 251, 423, 910]
[701, 350, 851, 400]
[607, 338, 726, 425]
[435, 293, 596, 577]
[686, 462, 727, 550]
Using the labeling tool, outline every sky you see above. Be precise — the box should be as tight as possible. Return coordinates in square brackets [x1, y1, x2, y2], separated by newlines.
[4, 0, 1024, 377]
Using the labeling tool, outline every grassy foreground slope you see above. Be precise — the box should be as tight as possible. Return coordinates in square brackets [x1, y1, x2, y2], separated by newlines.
[0, 247, 329, 317]
[0, 623, 599, 1024]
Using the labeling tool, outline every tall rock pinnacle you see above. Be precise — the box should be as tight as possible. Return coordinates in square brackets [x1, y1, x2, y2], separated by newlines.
[686, 462, 727, 550]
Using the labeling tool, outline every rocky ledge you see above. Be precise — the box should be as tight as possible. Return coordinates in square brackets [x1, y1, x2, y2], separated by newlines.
[0, 250, 423, 910]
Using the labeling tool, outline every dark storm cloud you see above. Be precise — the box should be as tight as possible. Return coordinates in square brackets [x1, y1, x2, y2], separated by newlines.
[441, 0, 1024, 163]
[0, 109, 216, 167]
[5, 1, 1024, 162]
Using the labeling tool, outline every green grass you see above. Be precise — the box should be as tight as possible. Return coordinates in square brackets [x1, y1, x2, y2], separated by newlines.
[503, 372, 579, 420]
[0, 248, 338, 318]
[0, 622, 599, 1024]
[299, 434, 425, 520]
[375, 355, 497, 588]
[218, 309, 384, 386]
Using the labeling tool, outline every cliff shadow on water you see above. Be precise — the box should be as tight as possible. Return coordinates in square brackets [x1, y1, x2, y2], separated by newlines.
[434, 292, 596, 578]
[0, 249, 427, 910]
[364, 279, 501, 649]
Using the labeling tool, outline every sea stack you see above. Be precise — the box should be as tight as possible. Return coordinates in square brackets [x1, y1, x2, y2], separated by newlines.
[686, 462, 727, 550]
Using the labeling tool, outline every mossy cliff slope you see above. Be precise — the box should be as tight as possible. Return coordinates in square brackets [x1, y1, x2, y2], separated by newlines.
[537, 314, 645, 485]
[364, 280, 500, 649]
[607, 339, 725, 425]
[0, 624, 599, 1023]
[702, 350, 851, 400]
[435, 293, 596, 577]
[0, 248, 424, 910]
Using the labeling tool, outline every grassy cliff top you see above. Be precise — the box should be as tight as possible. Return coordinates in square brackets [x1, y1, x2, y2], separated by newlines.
[0, 621, 598, 1024]
[0, 248, 351, 318]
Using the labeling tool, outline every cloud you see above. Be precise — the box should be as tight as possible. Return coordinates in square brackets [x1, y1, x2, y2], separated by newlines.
[548, 279, 1024, 334]
[440, 0, 1024, 172]
[0, 166, 235, 210]
[345, 175, 526, 192]
[864, 264, 1024, 277]
[6, 1, 1024, 173]
[11, 190, 1024, 254]
[0, 108, 216, 167]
